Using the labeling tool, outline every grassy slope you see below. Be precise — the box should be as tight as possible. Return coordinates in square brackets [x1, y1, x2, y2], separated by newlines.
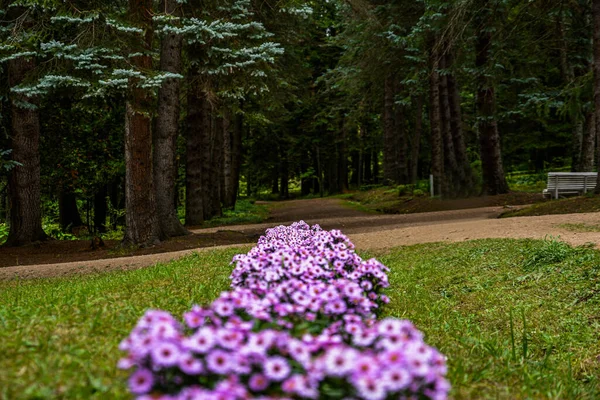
[1, 240, 599, 398]
[501, 195, 600, 218]
[342, 187, 545, 215]
[377, 239, 600, 399]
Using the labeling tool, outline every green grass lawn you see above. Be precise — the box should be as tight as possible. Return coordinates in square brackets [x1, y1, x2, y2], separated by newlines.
[197, 199, 270, 228]
[1, 239, 599, 399]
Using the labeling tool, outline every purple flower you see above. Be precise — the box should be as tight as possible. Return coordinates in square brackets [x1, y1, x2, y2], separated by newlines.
[206, 349, 231, 374]
[213, 300, 235, 317]
[182, 327, 215, 354]
[355, 375, 387, 400]
[323, 347, 357, 377]
[151, 342, 180, 367]
[128, 369, 154, 394]
[381, 367, 410, 391]
[248, 373, 269, 391]
[179, 353, 204, 375]
[264, 356, 291, 381]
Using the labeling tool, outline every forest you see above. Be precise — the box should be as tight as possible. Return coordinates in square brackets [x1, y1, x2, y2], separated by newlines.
[1, 0, 599, 247]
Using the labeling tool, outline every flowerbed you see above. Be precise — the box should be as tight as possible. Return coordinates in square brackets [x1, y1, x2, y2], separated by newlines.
[119, 221, 449, 399]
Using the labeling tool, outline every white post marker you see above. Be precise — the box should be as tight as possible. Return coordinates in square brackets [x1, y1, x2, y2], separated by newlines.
[430, 174, 434, 197]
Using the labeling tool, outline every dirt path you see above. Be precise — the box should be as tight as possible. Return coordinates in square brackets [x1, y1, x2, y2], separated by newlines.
[1, 197, 599, 279]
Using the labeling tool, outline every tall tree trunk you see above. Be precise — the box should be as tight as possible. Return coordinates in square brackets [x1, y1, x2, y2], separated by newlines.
[350, 151, 360, 186]
[338, 117, 349, 192]
[94, 185, 108, 233]
[315, 146, 323, 196]
[58, 190, 83, 232]
[439, 52, 459, 197]
[394, 79, 409, 184]
[154, 0, 188, 237]
[5, 56, 47, 246]
[446, 51, 473, 195]
[593, 0, 600, 194]
[580, 112, 596, 171]
[558, 9, 585, 172]
[429, 39, 444, 197]
[211, 114, 223, 217]
[410, 95, 423, 184]
[280, 146, 289, 199]
[383, 75, 397, 185]
[222, 110, 234, 209]
[229, 112, 242, 207]
[571, 121, 584, 171]
[271, 149, 280, 195]
[201, 89, 214, 219]
[185, 72, 204, 226]
[372, 149, 379, 184]
[475, 12, 509, 195]
[122, 0, 161, 246]
[108, 178, 125, 229]
[364, 150, 372, 184]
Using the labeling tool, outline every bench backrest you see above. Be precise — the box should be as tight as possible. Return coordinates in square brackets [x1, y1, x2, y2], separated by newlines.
[546, 172, 597, 190]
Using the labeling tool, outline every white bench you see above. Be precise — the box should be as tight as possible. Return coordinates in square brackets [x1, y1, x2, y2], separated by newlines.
[542, 172, 597, 199]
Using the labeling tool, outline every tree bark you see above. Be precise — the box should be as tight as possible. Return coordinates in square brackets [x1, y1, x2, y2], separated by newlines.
[271, 164, 279, 194]
[580, 112, 595, 171]
[446, 51, 474, 195]
[59, 190, 84, 232]
[202, 97, 217, 219]
[475, 11, 509, 195]
[439, 52, 459, 197]
[230, 112, 242, 207]
[394, 79, 409, 184]
[383, 75, 397, 185]
[222, 109, 234, 209]
[429, 39, 444, 197]
[410, 95, 423, 184]
[372, 148, 379, 184]
[593, 0, 600, 193]
[154, 0, 189, 237]
[571, 121, 584, 171]
[280, 145, 289, 199]
[5, 56, 48, 246]
[185, 72, 204, 226]
[350, 150, 360, 186]
[94, 185, 108, 233]
[210, 114, 224, 217]
[108, 178, 126, 229]
[558, 9, 585, 172]
[338, 117, 349, 192]
[123, 0, 161, 246]
[364, 149, 372, 184]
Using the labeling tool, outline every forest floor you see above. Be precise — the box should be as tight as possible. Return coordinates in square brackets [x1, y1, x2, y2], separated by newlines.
[1, 196, 599, 279]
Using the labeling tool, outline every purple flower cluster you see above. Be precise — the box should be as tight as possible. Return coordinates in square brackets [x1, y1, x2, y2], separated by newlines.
[119, 221, 450, 399]
[231, 222, 389, 310]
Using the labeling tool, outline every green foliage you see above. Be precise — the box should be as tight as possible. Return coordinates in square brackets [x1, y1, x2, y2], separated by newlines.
[506, 172, 548, 193]
[0, 222, 8, 244]
[42, 222, 77, 241]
